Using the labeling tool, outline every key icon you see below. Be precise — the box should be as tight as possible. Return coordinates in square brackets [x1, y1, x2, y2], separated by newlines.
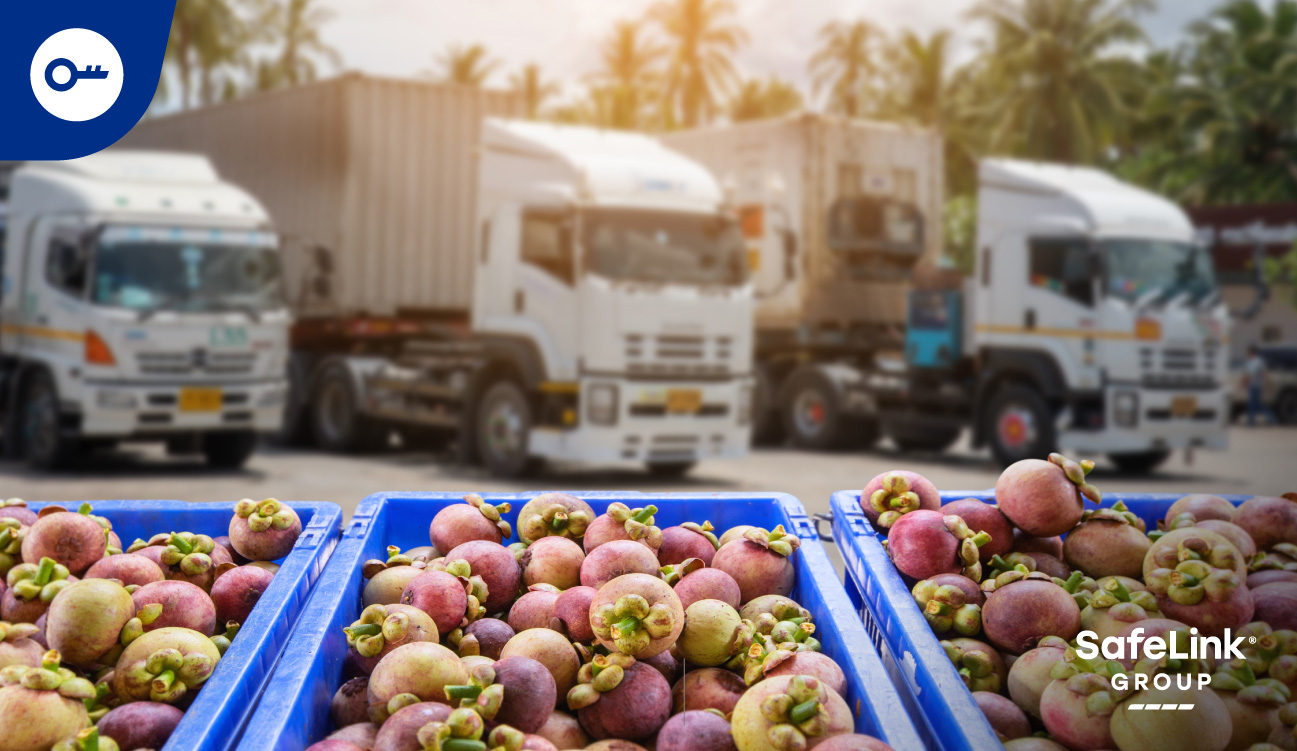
[44, 58, 110, 92]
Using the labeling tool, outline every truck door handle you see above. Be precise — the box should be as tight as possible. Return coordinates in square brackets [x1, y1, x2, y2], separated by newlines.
[514, 290, 525, 313]
[1024, 309, 1036, 330]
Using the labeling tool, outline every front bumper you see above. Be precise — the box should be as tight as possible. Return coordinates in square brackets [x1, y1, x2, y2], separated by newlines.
[528, 377, 753, 464]
[79, 379, 288, 437]
[1060, 386, 1229, 453]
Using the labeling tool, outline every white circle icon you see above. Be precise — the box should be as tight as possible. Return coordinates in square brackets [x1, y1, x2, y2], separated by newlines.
[30, 29, 124, 122]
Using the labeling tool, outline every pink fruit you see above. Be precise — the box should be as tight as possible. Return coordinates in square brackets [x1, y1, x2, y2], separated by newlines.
[0, 500, 37, 527]
[0, 621, 43, 670]
[1013, 530, 1064, 558]
[982, 576, 1081, 655]
[1251, 582, 1297, 631]
[533, 710, 590, 751]
[1145, 531, 1254, 638]
[762, 650, 848, 697]
[400, 570, 468, 635]
[551, 586, 596, 643]
[710, 526, 801, 604]
[429, 495, 512, 553]
[576, 661, 671, 741]
[941, 499, 1013, 563]
[671, 565, 741, 610]
[327, 723, 378, 750]
[1195, 521, 1257, 560]
[731, 674, 854, 751]
[1232, 495, 1297, 551]
[330, 677, 370, 728]
[1164, 494, 1236, 526]
[814, 736, 896, 751]
[306, 741, 362, 751]
[362, 565, 423, 608]
[672, 667, 746, 715]
[0, 652, 91, 751]
[861, 470, 942, 531]
[582, 503, 663, 553]
[508, 586, 561, 633]
[210, 565, 274, 626]
[1007, 636, 1070, 718]
[886, 510, 988, 582]
[1063, 502, 1150, 579]
[517, 493, 595, 544]
[657, 522, 720, 566]
[588, 574, 683, 659]
[367, 642, 467, 720]
[343, 604, 438, 675]
[229, 498, 301, 561]
[131, 580, 216, 635]
[579, 540, 660, 590]
[996, 454, 1100, 537]
[372, 701, 451, 751]
[1040, 673, 1117, 750]
[82, 555, 165, 588]
[974, 691, 1031, 741]
[112, 626, 222, 704]
[1018, 552, 1070, 580]
[520, 537, 585, 590]
[45, 579, 136, 668]
[444, 540, 522, 615]
[655, 710, 735, 751]
[21, 511, 106, 577]
[489, 655, 558, 733]
[1248, 569, 1297, 589]
[499, 628, 580, 700]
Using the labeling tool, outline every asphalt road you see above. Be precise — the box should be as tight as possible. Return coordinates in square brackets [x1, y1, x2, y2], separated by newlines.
[3, 426, 1293, 519]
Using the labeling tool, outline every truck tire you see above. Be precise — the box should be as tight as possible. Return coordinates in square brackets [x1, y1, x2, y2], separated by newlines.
[646, 461, 695, 478]
[202, 431, 258, 469]
[888, 423, 961, 454]
[751, 366, 785, 446]
[1276, 389, 1297, 425]
[476, 379, 540, 478]
[781, 369, 849, 451]
[984, 383, 1056, 467]
[1107, 450, 1171, 474]
[275, 356, 313, 447]
[311, 361, 383, 453]
[21, 371, 77, 470]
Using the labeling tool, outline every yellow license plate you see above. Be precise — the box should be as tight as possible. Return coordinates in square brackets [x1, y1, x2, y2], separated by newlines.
[1170, 395, 1197, 418]
[179, 388, 223, 412]
[666, 389, 703, 414]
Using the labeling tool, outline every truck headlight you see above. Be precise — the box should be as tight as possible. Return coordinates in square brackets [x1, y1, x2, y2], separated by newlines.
[96, 390, 137, 409]
[587, 383, 618, 426]
[737, 383, 753, 426]
[1114, 390, 1139, 427]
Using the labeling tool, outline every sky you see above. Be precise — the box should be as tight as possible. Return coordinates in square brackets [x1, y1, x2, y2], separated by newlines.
[314, 0, 1232, 104]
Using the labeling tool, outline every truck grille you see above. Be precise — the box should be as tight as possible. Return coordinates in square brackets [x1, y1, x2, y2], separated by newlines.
[1139, 347, 1218, 390]
[1162, 349, 1196, 371]
[624, 334, 733, 377]
[136, 351, 257, 376]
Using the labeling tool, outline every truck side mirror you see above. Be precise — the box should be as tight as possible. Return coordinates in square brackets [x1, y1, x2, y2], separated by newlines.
[314, 246, 335, 275]
[1088, 253, 1104, 279]
[783, 229, 796, 278]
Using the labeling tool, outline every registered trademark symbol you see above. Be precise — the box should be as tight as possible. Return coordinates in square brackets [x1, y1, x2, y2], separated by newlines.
[1250, 636, 1258, 644]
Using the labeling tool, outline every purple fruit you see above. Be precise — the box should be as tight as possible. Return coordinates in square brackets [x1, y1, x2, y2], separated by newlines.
[582, 503, 663, 553]
[517, 493, 595, 544]
[0, 621, 43, 670]
[1040, 672, 1118, 751]
[814, 736, 896, 751]
[331, 677, 370, 728]
[1019, 552, 1071, 580]
[2, 558, 72, 624]
[464, 618, 514, 660]
[1252, 582, 1297, 631]
[1080, 578, 1159, 642]
[533, 710, 590, 750]
[996, 454, 1101, 537]
[1063, 502, 1150, 579]
[657, 522, 720, 566]
[522, 736, 558, 751]
[642, 649, 680, 685]
[1164, 494, 1236, 526]
[521, 537, 585, 590]
[508, 586, 560, 633]
[1013, 530, 1064, 558]
[229, 498, 302, 561]
[429, 495, 513, 553]
[328, 723, 378, 751]
[1145, 530, 1253, 638]
[499, 628, 580, 700]
[861, 470, 942, 531]
[576, 661, 671, 740]
[886, 510, 988, 582]
[762, 650, 848, 697]
[941, 499, 1013, 563]
[579, 540, 660, 590]
[97, 702, 184, 751]
[45, 578, 136, 668]
[21, 511, 106, 577]
[344, 603, 439, 674]
[112, 626, 222, 703]
[731, 675, 854, 751]
[1195, 520, 1257, 560]
[1233, 495, 1297, 551]
[0, 499, 37, 527]
[491, 655, 559, 732]
[213, 535, 248, 564]
[444, 540, 522, 615]
[0, 651, 91, 751]
[656, 710, 735, 751]
[306, 741, 363, 751]
[372, 701, 451, 751]
[982, 576, 1081, 655]
[210, 564, 274, 626]
[131, 580, 217, 636]
[710, 526, 801, 604]
[1007, 636, 1070, 718]
[672, 667, 746, 715]
[400, 570, 468, 635]
[974, 691, 1031, 741]
[671, 566, 741, 610]
[83, 555, 165, 588]
[367, 642, 467, 721]
[589, 574, 683, 659]
[1248, 569, 1297, 589]
[551, 586, 596, 643]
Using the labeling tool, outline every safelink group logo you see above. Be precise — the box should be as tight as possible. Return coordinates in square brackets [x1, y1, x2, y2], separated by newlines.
[1, 1, 173, 159]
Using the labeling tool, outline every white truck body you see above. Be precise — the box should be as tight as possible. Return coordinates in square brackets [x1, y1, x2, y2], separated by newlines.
[0, 151, 289, 467]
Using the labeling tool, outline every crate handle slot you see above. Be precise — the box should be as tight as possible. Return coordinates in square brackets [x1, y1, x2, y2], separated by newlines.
[810, 513, 836, 542]
[345, 516, 372, 538]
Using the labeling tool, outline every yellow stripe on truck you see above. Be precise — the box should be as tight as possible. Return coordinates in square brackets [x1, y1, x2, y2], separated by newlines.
[0, 324, 85, 342]
[974, 324, 1135, 340]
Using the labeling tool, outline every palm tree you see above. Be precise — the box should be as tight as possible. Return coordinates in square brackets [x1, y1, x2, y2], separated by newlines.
[261, 0, 341, 89]
[430, 43, 499, 87]
[590, 20, 664, 129]
[966, 0, 1151, 164]
[166, 0, 245, 108]
[881, 29, 953, 128]
[510, 64, 561, 119]
[648, 0, 748, 128]
[809, 20, 878, 118]
[729, 77, 803, 121]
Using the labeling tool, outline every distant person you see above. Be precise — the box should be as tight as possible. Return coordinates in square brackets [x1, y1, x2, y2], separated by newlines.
[1244, 345, 1277, 426]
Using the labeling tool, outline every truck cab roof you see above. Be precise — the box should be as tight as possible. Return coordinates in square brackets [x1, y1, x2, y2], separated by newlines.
[482, 119, 723, 213]
[980, 159, 1193, 240]
[10, 150, 270, 226]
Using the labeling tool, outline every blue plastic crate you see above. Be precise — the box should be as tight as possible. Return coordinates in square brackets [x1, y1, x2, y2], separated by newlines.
[829, 489, 1253, 751]
[25, 499, 342, 751]
[239, 491, 928, 751]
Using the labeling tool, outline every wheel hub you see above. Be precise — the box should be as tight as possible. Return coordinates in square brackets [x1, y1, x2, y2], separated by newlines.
[997, 405, 1036, 450]
[793, 389, 826, 437]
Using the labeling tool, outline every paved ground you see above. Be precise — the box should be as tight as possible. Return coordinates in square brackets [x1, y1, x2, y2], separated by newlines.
[3, 426, 1294, 519]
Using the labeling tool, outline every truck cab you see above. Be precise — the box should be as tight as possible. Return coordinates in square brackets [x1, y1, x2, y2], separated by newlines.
[465, 120, 754, 476]
[0, 152, 289, 468]
[971, 159, 1229, 470]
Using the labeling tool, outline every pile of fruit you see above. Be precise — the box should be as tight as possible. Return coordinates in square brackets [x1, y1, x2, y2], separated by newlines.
[863, 456, 1297, 751]
[0, 498, 302, 751]
[310, 493, 890, 751]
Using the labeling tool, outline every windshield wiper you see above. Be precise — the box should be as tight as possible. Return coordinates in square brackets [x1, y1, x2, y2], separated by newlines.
[208, 301, 263, 323]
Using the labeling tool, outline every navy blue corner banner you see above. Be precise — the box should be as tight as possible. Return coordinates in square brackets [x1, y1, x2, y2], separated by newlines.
[0, 0, 174, 160]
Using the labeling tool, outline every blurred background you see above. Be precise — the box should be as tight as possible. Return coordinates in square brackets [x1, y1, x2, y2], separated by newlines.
[0, 0, 1295, 518]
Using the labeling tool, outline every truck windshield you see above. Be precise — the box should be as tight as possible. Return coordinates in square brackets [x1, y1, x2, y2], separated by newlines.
[1102, 239, 1218, 305]
[583, 209, 747, 286]
[91, 227, 283, 313]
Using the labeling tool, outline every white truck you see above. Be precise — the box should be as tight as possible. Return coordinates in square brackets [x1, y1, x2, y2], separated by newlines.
[668, 116, 1228, 470]
[120, 74, 753, 477]
[0, 152, 290, 469]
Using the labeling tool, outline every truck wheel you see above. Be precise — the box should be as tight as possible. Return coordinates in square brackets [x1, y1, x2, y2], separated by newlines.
[476, 380, 540, 478]
[781, 369, 847, 450]
[1107, 450, 1171, 474]
[646, 461, 695, 478]
[1276, 389, 1297, 425]
[751, 366, 785, 445]
[888, 424, 961, 454]
[311, 362, 383, 452]
[275, 356, 313, 447]
[202, 431, 258, 469]
[985, 383, 1056, 467]
[21, 372, 76, 470]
